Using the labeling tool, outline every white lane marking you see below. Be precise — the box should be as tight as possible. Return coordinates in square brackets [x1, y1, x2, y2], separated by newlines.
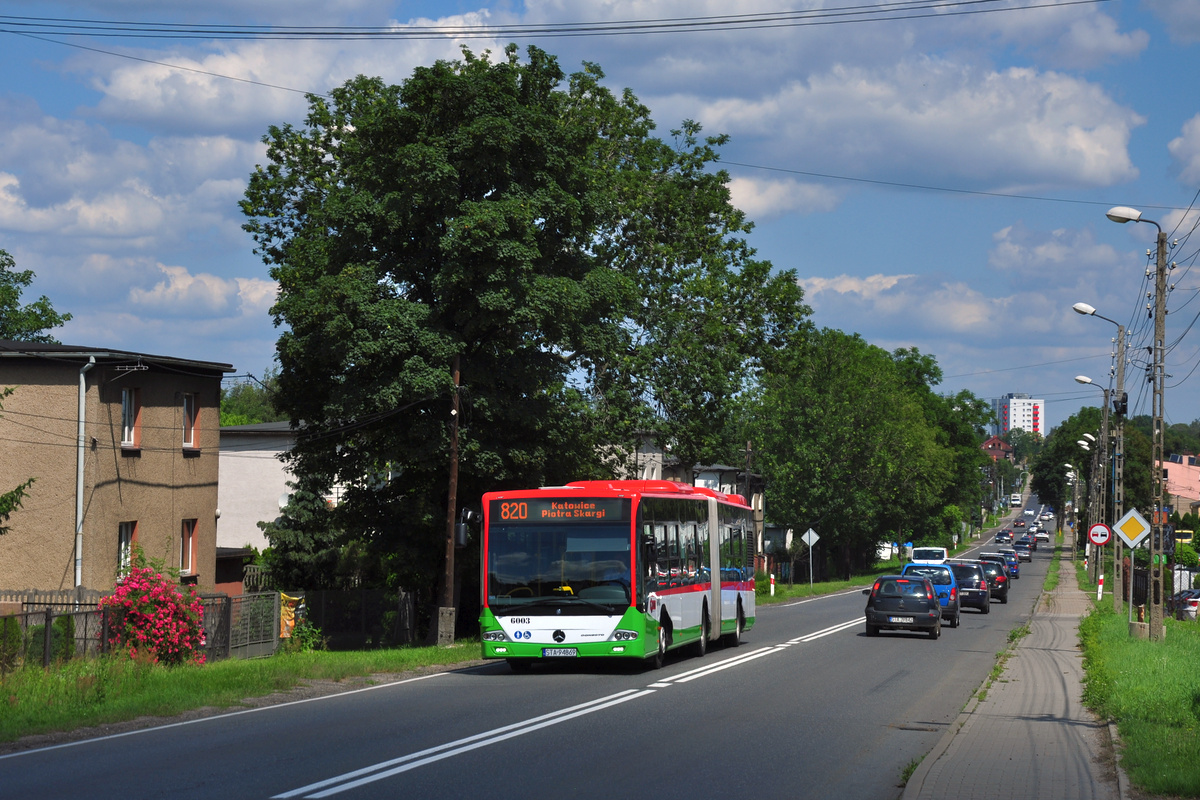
[787, 617, 861, 644]
[275, 689, 654, 798]
[0, 671, 447, 762]
[796, 618, 862, 642]
[654, 646, 777, 685]
[671, 646, 784, 683]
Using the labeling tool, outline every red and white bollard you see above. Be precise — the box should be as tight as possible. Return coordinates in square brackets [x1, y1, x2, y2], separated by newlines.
[770, 573, 775, 597]
[1097, 573, 1104, 602]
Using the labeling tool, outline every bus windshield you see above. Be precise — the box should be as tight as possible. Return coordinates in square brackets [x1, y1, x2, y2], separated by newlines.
[487, 520, 632, 614]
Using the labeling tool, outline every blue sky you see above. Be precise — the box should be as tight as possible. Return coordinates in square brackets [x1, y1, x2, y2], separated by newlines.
[2, 0, 1199, 432]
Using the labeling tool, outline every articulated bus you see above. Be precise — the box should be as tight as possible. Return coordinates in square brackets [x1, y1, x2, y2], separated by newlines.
[479, 480, 755, 672]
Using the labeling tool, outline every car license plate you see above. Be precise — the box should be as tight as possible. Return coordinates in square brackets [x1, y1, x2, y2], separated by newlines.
[888, 616, 914, 624]
[542, 647, 577, 657]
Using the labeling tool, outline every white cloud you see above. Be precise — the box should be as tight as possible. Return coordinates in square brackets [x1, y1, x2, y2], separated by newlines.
[129, 264, 274, 317]
[1169, 114, 1200, 186]
[694, 59, 1143, 190]
[988, 223, 1124, 286]
[727, 176, 842, 220]
[1144, 0, 1200, 44]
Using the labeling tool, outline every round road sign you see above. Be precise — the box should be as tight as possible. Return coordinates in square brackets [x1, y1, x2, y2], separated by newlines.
[1088, 523, 1112, 546]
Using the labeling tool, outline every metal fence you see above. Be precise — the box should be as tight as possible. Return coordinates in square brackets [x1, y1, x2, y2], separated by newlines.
[0, 590, 287, 671]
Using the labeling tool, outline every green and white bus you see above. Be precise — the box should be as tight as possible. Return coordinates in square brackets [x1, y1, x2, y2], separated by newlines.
[479, 480, 755, 672]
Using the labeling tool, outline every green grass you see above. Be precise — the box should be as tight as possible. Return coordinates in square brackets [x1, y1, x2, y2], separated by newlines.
[759, 557, 913, 603]
[1080, 606, 1200, 796]
[0, 641, 482, 744]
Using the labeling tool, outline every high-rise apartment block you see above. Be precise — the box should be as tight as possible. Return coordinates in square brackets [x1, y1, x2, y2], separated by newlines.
[992, 393, 1045, 437]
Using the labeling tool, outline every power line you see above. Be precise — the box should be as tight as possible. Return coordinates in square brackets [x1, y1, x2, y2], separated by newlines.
[0, 1, 1117, 40]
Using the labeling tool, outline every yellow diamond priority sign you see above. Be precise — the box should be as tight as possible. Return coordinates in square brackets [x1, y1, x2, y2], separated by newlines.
[1114, 508, 1151, 549]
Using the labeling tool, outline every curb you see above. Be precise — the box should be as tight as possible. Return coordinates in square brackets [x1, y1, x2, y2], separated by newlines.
[903, 550, 1127, 800]
[901, 584, 1042, 799]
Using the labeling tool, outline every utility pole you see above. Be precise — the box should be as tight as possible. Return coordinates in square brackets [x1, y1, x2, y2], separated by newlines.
[1150, 227, 1167, 640]
[438, 353, 461, 646]
[1113, 326, 1126, 615]
[1105, 206, 1168, 640]
[1093, 390, 1110, 586]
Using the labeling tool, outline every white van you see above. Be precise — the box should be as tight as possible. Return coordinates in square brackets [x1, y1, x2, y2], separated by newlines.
[910, 546, 948, 564]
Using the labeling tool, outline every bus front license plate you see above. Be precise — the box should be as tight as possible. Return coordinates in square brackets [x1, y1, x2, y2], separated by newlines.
[542, 648, 577, 657]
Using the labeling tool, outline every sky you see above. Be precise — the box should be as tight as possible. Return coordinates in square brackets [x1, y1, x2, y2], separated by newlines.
[2, 0, 1199, 433]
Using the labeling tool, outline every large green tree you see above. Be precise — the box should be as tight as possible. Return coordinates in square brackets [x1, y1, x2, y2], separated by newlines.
[0, 250, 72, 342]
[752, 330, 951, 578]
[241, 46, 807, 607]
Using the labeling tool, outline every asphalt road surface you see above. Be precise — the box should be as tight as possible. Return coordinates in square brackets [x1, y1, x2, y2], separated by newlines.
[0, 535, 1051, 800]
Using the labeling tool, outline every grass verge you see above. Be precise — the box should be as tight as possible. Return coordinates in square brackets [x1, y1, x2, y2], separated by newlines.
[0, 640, 482, 744]
[1080, 607, 1200, 796]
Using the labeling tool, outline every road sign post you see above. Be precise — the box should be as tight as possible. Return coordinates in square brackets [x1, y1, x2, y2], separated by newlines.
[1114, 509, 1151, 628]
[802, 528, 819, 594]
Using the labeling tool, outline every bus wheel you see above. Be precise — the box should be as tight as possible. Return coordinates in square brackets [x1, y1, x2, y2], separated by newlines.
[652, 623, 667, 669]
[725, 606, 743, 648]
[694, 608, 709, 658]
[507, 659, 532, 673]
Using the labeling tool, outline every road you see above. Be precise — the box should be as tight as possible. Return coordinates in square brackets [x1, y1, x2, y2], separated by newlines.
[0, 524, 1052, 800]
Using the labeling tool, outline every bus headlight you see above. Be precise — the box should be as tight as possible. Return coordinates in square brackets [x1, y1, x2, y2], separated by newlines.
[482, 631, 507, 642]
[612, 630, 638, 641]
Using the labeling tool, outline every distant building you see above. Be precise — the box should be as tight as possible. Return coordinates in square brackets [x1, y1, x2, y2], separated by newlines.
[981, 435, 1013, 462]
[1162, 454, 1200, 517]
[992, 393, 1045, 437]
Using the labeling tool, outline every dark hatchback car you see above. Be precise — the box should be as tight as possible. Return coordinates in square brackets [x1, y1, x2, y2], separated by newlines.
[1013, 542, 1033, 562]
[863, 575, 942, 639]
[946, 561, 991, 613]
[995, 530, 1013, 544]
[978, 559, 1009, 604]
[1017, 534, 1037, 552]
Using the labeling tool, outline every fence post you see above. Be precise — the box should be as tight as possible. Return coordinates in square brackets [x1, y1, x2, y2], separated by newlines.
[222, 596, 232, 660]
[43, 608, 53, 667]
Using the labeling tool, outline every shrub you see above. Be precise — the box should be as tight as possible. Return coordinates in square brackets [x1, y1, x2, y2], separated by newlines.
[98, 565, 206, 666]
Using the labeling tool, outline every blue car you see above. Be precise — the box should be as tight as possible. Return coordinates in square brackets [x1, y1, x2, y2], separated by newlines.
[901, 563, 961, 628]
[997, 548, 1020, 578]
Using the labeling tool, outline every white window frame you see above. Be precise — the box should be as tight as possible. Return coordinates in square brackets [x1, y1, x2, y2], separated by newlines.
[182, 393, 197, 448]
[180, 519, 196, 575]
[121, 388, 140, 447]
[118, 521, 136, 575]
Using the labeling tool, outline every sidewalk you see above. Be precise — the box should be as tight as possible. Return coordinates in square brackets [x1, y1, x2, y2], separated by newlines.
[903, 553, 1121, 800]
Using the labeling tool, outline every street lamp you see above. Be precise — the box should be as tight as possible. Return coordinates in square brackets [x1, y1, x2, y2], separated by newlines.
[1107, 205, 1169, 640]
[1074, 308, 1127, 613]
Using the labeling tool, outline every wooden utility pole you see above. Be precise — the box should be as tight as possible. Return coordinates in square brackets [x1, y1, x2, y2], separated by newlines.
[438, 353, 461, 646]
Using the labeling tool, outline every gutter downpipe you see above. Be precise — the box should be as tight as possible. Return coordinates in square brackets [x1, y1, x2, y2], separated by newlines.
[75, 356, 95, 588]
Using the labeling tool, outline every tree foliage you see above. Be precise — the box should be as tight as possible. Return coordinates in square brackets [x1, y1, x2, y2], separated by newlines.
[241, 46, 809, 597]
[750, 332, 986, 578]
[220, 368, 287, 426]
[0, 250, 72, 343]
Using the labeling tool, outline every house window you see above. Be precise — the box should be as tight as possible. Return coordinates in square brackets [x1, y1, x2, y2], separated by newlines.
[182, 393, 198, 448]
[118, 521, 138, 575]
[180, 519, 196, 575]
[121, 388, 141, 447]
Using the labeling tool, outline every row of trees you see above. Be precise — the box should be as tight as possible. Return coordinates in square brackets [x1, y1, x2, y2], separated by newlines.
[238, 46, 996, 622]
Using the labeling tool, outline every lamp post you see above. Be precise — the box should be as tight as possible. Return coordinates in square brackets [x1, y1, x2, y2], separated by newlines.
[1076, 377, 1112, 586]
[1073, 304, 1127, 614]
[1064, 464, 1078, 559]
[1107, 205, 1168, 640]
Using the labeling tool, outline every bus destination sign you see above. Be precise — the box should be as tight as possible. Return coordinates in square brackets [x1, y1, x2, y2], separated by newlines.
[492, 498, 628, 523]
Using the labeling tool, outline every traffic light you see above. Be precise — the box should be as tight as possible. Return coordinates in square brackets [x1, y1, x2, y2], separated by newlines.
[1113, 392, 1128, 416]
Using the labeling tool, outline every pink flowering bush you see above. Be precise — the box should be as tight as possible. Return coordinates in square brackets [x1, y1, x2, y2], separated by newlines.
[99, 565, 206, 666]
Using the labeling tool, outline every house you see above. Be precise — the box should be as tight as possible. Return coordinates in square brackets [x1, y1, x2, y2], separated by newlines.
[0, 341, 232, 593]
[981, 435, 1013, 463]
[1162, 454, 1200, 517]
